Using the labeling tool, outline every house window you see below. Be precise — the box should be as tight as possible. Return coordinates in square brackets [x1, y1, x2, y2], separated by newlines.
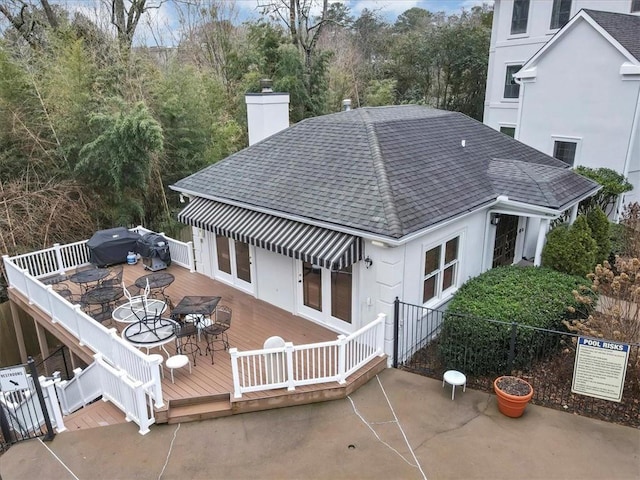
[500, 126, 516, 138]
[632, 0, 640, 12]
[503, 65, 522, 99]
[553, 141, 577, 166]
[511, 0, 530, 34]
[550, 0, 572, 29]
[423, 236, 459, 304]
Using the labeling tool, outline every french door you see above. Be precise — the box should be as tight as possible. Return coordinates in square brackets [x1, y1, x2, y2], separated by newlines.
[214, 234, 254, 294]
[298, 261, 355, 332]
[492, 215, 520, 268]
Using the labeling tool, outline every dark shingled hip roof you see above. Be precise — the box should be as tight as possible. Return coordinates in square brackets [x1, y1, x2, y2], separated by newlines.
[172, 105, 598, 239]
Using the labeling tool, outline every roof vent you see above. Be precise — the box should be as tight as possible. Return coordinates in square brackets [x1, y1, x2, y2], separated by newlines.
[342, 99, 352, 111]
[260, 78, 273, 93]
[461, 139, 466, 147]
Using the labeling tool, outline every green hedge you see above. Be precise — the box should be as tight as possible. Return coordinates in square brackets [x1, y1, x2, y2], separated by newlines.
[438, 266, 591, 375]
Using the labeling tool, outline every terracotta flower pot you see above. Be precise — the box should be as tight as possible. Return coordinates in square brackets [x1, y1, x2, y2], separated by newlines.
[493, 376, 533, 418]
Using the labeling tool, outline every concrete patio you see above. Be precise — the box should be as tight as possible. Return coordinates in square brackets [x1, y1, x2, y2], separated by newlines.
[2, 368, 638, 479]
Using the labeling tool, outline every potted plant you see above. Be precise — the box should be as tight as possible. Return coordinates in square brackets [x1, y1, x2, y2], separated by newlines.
[493, 376, 534, 418]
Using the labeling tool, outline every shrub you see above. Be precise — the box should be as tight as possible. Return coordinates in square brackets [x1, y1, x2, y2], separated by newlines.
[542, 215, 597, 277]
[586, 207, 610, 263]
[438, 266, 591, 375]
[575, 166, 633, 214]
[620, 202, 640, 258]
[609, 222, 626, 264]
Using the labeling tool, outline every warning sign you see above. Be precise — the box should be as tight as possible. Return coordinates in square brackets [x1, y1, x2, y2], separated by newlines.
[572, 337, 629, 402]
[0, 366, 30, 392]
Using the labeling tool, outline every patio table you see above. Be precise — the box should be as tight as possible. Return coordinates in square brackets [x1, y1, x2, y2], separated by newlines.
[122, 317, 178, 357]
[170, 295, 221, 336]
[112, 299, 167, 324]
[135, 272, 175, 306]
[81, 285, 124, 325]
[69, 268, 110, 293]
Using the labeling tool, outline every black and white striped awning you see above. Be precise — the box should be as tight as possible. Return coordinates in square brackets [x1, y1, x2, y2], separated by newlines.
[178, 197, 362, 270]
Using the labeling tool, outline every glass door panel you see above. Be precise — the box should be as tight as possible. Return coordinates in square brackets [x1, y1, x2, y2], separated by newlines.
[303, 262, 322, 311]
[331, 266, 352, 324]
[235, 240, 252, 283]
[216, 235, 231, 274]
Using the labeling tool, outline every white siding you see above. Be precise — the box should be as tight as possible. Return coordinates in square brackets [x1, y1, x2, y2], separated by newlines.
[484, 0, 638, 131]
[255, 248, 295, 312]
[518, 19, 639, 179]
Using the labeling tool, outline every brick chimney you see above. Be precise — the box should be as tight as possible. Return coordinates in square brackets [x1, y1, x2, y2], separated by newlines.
[245, 79, 290, 146]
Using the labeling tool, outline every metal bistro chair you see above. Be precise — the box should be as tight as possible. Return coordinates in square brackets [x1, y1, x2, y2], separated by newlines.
[173, 322, 200, 366]
[100, 264, 124, 288]
[202, 305, 232, 364]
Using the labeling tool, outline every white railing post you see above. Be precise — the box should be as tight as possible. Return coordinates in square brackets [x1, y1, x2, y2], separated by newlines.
[39, 375, 66, 433]
[284, 342, 295, 391]
[132, 382, 152, 435]
[187, 241, 195, 272]
[337, 334, 347, 384]
[230, 348, 242, 398]
[73, 305, 85, 346]
[53, 243, 65, 275]
[148, 354, 164, 408]
[376, 313, 386, 356]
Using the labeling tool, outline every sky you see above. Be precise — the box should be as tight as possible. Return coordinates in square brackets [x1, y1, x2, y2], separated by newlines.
[50, 0, 493, 47]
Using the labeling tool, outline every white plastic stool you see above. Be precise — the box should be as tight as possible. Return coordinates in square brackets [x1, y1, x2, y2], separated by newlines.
[165, 354, 191, 383]
[442, 370, 466, 400]
[148, 354, 165, 379]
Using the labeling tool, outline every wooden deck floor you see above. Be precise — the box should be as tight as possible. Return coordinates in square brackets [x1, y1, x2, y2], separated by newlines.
[116, 262, 340, 404]
[27, 262, 386, 428]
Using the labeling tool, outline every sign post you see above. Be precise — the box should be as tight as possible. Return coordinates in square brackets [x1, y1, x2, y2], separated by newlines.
[571, 337, 629, 402]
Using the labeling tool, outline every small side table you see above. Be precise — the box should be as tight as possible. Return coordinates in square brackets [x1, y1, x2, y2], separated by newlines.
[443, 370, 466, 400]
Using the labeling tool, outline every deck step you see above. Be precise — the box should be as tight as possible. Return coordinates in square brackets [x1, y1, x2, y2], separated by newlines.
[167, 395, 232, 424]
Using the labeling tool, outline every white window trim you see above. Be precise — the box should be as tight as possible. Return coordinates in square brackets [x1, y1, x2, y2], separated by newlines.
[548, 0, 573, 32]
[550, 135, 582, 166]
[503, 62, 524, 101]
[499, 123, 517, 137]
[509, 0, 531, 38]
[422, 234, 462, 308]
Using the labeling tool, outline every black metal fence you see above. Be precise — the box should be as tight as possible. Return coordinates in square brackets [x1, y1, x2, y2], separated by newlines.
[0, 358, 55, 451]
[393, 298, 640, 428]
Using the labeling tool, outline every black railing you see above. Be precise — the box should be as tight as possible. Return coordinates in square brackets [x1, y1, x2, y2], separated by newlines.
[34, 345, 74, 381]
[393, 298, 640, 428]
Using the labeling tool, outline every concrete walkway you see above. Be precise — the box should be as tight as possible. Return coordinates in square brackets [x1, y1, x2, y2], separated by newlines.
[2, 369, 639, 479]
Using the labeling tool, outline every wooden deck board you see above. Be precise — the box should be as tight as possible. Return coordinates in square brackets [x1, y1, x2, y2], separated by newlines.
[18, 261, 385, 426]
[119, 263, 338, 404]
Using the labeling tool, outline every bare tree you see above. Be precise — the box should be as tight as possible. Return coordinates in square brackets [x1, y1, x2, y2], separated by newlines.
[258, 0, 328, 74]
[0, 0, 59, 47]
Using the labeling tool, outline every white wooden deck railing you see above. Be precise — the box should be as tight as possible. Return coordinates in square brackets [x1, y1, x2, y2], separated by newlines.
[2, 226, 191, 434]
[230, 313, 386, 398]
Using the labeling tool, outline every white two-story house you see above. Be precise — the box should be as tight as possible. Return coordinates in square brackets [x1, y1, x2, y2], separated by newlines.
[484, 0, 639, 219]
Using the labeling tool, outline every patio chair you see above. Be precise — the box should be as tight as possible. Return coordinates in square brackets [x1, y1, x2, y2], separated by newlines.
[53, 283, 85, 307]
[100, 265, 124, 288]
[173, 322, 200, 366]
[202, 305, 231, 364]
[122, 280, 151, 322]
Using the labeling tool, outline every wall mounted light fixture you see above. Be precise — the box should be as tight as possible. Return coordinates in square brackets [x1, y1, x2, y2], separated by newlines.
[490, 213, 501, 226]
[364, 256, 373, 269]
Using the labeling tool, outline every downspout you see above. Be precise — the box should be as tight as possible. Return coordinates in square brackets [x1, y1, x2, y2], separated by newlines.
[619, 78, 640, 216]
[514, 77, 525, 140]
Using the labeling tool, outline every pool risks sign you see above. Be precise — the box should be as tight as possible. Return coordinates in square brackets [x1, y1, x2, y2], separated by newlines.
[572, 337, 629, 402]
[0, 365, 29, 392]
